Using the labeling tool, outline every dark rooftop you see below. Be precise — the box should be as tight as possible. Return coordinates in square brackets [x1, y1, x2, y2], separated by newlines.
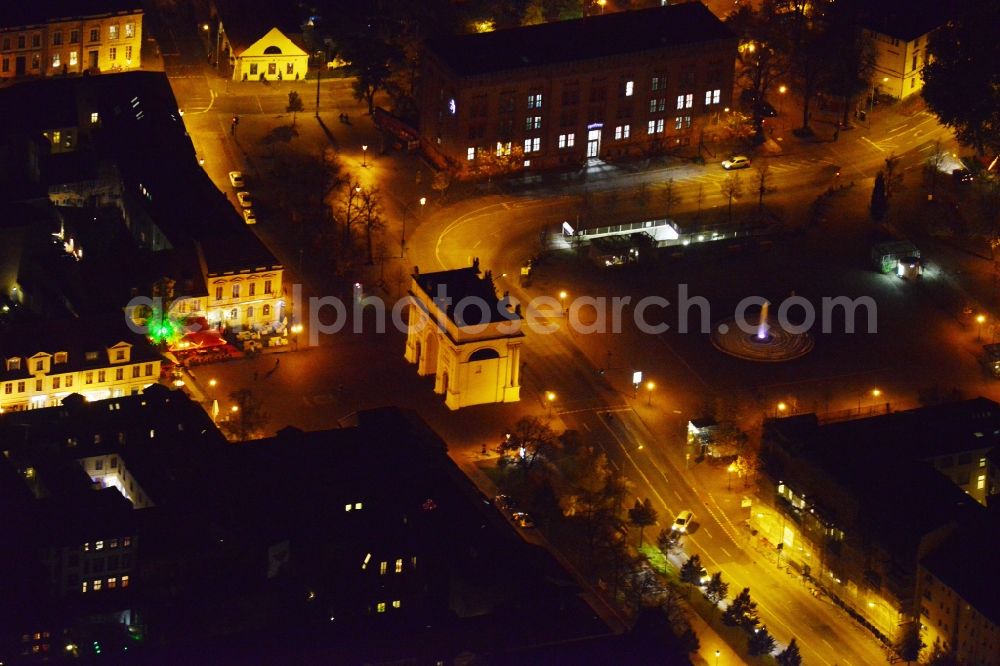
[212, 0, 305, 53]
[859, 0, 950, 42]
[0, 0, 140, 28]
[0, 313, 162, 381]
[425, 2, 735, 77]
[413, 264, 520, 327]
[921, 518, 1000, 626]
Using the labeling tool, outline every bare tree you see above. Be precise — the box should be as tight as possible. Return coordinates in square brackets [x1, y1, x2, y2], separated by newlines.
[663, 177, 682, 218]
[337, 180, 363, 250]
[286, 90, 304, 126]
[358, 186, 385, 265]
[754, 163, 772, 208]
[221, 388, 268, 441]
[721, 172, 744, 223]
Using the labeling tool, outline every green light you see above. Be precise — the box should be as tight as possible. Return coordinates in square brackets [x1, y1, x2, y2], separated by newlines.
[147, 306, 183, 346]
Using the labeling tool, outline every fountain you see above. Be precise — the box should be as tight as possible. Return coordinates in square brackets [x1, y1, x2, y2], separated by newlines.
[757, 300, 770, 341]
[711, 301, 814, 362]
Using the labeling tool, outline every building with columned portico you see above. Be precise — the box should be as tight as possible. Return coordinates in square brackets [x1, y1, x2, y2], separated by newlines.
[404, 261, 523, 410]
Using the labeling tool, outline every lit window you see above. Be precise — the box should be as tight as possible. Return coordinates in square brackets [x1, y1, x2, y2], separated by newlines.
[523, 137, 540, 153]
[625, 80, 634, 97]
[6, 358, 20, 371]
[355, 502, 362, 510]
[558, 133, 575, 149]
[123, 537, 131, 547]
[110, 538, 118, 548]
[95, 541, 104, 550]
[125, 23, 134, 38]
[392, 600, 401, 608]
[705, 89, 721, 105]
[651, 76, 662, 91]
[977, 475, 986, 490]
[614, 125, 630, 140]
[84, 542, 90, 552]
[467, 147, 475, 161]
[376, 602, 386, 613]
[647, 119, 664, 134]
[109, 25, 119, 40]
[380, 561, 387, 575]
[70, 51, 78, 66]
[677, 95, 685, 110]
[121, 575, 129, 587]
[107, 577, 117, 589]
[980, 458, 987, 468]
[81, 581, 88, 593]
[345, 504, 352, 512]
[93, 580, 102, 591]
[527, 93, 542, 109]
[52, 53, 61, 68]
[395, 558, 403, 573]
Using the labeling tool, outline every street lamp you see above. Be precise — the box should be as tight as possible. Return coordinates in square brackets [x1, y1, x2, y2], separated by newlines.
[872, 388, 882, 411]
[776, 401, 787, 417]
[546, 391, 556, 416]
[559, 290, 568, 314]
[778, 84, 787, 115]
[715, 649, 721, 666]
[646, 381, 655, 406]
[727, 462, 736, 490]
[362, 144, 368, 168]
[977, 314, 986, 341]
[315, 50, 325, 118]
[291, 323, 303, 350]
[597, 0, 606, 14]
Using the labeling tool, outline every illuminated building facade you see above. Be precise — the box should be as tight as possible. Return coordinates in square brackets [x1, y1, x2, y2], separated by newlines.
[0, 317, 161, 412]
[223, 27, 308, 82]
[918, 530, 1000, 665]
[418, 3, 736, 174]
[756, 401, 993, 644]
[405, 261, 523, 409]
[0, 1, 142, 82]
[860, 4, 946, 100]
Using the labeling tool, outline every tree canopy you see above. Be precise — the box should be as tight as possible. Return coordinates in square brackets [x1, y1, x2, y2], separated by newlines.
[922, 0, 1000, 156]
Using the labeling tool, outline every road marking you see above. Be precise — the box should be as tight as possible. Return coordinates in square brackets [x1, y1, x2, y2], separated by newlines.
[720, 547, 732, 558]
[673, 489, 683, 502]
[861, 136, 886, 152]
[701, 528, 713, 538]
[582, 422, 591, 431]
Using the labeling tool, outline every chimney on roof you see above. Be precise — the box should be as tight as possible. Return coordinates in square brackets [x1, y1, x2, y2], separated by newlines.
[472, 257, 480, 272]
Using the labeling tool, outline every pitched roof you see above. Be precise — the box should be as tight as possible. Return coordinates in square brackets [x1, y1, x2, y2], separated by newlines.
[425, 2, 735, 77]
[239, 27, 308, 58]
[922, 519, 1000, 626]
[213, 0, 304, 53]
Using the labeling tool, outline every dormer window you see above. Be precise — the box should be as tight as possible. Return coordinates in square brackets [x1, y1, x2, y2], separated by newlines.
[5, 358, 19, 371]
[85, 351, 98, 361]
[115, 350, 125, 361]
[54, 352, 68, 364]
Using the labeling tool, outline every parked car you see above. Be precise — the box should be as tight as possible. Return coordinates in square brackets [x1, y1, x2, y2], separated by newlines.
[952, 168, 974, 184]
[672, 510, 694, 533]
[236, 191, 253, 208]
[229, 171, 245, 188]
[511, 512, 535, 528]
[494, 494, 515, 512]
[722, 155, 751, 170]
[243, 208, 257, 225]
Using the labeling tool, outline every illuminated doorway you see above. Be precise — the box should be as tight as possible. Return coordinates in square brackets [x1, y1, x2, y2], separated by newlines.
[587, 128, 601, 158]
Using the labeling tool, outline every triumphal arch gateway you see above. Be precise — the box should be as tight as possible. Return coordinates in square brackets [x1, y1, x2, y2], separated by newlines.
[404, 261, 523, 410]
